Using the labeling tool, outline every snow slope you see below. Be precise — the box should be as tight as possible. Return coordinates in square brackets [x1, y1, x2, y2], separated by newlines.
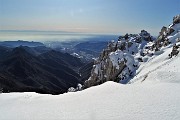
[0, 48, 180, 120]
[0, 82, 180, 120]
[130, 44, 180, 84]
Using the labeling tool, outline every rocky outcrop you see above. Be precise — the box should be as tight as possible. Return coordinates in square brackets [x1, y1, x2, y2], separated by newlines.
[173, 15, 180, 24]
[169, 44, 180, 58]
[84, 30, 154, 88]
[146, 14, 180, 53]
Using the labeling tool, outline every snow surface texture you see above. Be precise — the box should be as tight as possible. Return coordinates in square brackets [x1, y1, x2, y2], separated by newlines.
[0, 80, 180, 120]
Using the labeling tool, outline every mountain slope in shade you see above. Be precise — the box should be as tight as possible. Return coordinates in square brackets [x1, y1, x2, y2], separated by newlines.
[79, 61, 94, 81]
[0, 46, 84, 94]
[39, 50, 84, 71]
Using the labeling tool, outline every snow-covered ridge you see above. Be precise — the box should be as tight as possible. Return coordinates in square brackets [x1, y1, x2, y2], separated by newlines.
[84, 15, 180, 88]
[130, 42, 180, 84]
[84, 30, 155, 87]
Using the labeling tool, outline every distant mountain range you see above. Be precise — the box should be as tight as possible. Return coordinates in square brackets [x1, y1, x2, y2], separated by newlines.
[50, 35, 117, 61]
[0, 45, 89, 94]
[0, 40, 44, 47]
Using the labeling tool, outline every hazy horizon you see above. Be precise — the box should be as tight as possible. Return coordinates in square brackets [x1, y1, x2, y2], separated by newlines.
[0, 0, 179, 36]
[0, 30, 119, 42]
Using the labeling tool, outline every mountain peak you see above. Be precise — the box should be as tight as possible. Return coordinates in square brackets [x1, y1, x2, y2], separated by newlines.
[84, 15, 180, 88]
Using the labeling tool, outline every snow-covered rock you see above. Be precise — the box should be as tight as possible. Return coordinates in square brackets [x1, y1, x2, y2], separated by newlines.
[173, 14, 180, 24]
[85, 15, 180, 88]
[84, 30, 154, 87]
[68, 87, 76, 92]
[130, 14, 180, 84]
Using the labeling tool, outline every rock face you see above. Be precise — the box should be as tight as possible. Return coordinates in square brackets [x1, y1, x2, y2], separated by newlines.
[173, 15, 180, 24]
[84, 14, 180, 88]
[79, 61, 94, 82]
[148, 14, 180, 53]
[169, 44, 180, 58]
[84, 30, 154, 88]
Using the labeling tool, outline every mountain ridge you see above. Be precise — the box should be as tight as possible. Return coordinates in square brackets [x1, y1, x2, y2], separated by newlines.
[84, 15, 180, 88]
[0, 46, 85, 94]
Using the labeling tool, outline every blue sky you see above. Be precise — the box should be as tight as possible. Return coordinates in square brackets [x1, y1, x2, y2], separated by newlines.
[0, 0, 179, 35]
